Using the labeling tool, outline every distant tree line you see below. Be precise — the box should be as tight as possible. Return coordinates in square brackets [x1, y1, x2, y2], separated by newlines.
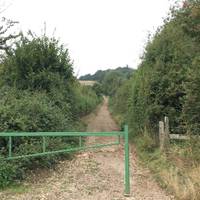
[80, 66, 134, 96]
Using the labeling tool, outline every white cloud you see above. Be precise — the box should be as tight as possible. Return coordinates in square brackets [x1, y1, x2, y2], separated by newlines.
[3, 0, 176, 76]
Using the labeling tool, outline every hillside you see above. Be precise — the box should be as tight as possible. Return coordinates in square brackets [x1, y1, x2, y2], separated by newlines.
[79, 80, 96, 86]
[79, 66, 134, 82]
[79, 67, 134, 96]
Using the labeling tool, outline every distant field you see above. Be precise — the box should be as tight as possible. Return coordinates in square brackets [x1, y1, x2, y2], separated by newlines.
[79, 80, 96, 86]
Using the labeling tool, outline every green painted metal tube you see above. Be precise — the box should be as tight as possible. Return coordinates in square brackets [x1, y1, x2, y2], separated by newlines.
[0, 131, 124, 137]
[0, 127, 130, 197]
[124, 125, 130, 196]
[4, 141, 120, 160]
[79, 136, 82, 147]
[8, 136, 12, 157]
[42, 137, 46, 152]
[117, 135, 121, 144]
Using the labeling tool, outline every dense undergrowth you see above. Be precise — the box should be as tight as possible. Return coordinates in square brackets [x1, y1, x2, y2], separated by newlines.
[109, 1, 200, 199]
[0, 34, 101, 188]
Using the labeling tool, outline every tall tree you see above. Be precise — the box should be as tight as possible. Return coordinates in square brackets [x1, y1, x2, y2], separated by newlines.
[0, 17, 20, 53]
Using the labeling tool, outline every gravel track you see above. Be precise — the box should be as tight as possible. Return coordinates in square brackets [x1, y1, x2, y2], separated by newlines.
[0, 97, 174, 200]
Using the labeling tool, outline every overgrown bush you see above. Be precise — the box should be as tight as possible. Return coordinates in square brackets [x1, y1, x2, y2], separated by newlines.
[111, 0, 200, 137]
[1, 35, 74, 91]
[73, 84, 102, 117]
[0, 161, 20, 188]
[0, 34, 101, 187]
[0, 88, 71, 132]
[109, 1, 200, 198]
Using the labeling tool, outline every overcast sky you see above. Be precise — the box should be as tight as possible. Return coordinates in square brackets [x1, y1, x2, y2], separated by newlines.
[3, 0, 177, 76]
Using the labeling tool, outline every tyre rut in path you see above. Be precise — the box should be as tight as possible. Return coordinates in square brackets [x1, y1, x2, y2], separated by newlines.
[0, 97, 174, 200]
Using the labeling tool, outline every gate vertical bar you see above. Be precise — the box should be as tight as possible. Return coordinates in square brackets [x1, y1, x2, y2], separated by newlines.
[8, 136, 12, 157]
[124, 125, 130, 196]
[42, 137, 46, 152]
[79, 136, 82, 147]
[117, 135, 121, 144]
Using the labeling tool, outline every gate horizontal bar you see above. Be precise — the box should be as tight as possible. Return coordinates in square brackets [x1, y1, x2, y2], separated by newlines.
[0, 131, 124, 137]
[3, 141, 119, 160]
[0, 125, 130, 196]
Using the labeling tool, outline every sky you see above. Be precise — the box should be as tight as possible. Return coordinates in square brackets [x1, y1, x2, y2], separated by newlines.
[2, 0, 176, 76]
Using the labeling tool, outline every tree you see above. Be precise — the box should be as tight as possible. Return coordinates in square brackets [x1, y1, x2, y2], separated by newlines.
[183, 56, 200, 135]
[0, 17, 20, 54]
[111, 0, 200, 135]
[1, 35, 74, 91]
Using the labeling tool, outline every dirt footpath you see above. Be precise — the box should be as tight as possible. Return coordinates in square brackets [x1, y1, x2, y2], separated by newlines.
[0, 97, 174, 200]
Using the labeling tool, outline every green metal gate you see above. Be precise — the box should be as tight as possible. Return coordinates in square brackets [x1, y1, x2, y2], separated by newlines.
[0, 125, 130, 196]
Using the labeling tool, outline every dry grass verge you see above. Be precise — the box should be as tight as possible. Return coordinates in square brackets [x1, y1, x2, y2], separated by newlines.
[135, 133, 200, 200]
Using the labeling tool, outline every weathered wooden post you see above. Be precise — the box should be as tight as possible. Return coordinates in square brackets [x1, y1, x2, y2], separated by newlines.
[159, 121, 165, 151]
[159, 117, 170, 151]
[164, 116, 170, 150]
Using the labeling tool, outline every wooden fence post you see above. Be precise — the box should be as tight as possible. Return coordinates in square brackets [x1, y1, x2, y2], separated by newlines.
[159, 121, 165, 151]
[159, 117, 170, 151]
[164, 116, 170, 150]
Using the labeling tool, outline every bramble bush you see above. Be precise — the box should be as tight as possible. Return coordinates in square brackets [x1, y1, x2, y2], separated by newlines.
[0, 34, 101, 187]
